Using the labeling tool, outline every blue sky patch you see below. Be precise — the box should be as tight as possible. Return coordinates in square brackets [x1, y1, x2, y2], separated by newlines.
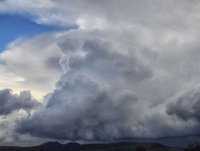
[0, 14, 75, 52]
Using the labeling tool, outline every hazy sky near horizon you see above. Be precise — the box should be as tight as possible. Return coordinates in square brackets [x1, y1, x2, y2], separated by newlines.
[0, 0, 200, 146]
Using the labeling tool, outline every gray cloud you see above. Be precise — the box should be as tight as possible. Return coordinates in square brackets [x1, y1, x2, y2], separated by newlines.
[1, 0, 199, 28]
[0, 89, 42, 145]
[16, 35, 150, 140]
[0, 89, 40, 115]
[0, 33, 64, 99]
[17, 80, 138, 141]
[15, 1, 200, 139]
[15, 28, 200, 140]
[166, 91, 200, 122]
[0, 0, 200, 144]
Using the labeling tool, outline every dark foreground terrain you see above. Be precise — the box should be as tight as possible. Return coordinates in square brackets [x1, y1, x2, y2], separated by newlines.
[0, 142, 199, 151]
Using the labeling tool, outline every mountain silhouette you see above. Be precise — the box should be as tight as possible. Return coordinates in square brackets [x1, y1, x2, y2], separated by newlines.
[0, 141, 198, 151]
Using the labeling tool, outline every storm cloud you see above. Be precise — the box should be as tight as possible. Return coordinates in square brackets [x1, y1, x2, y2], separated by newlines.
[16, 35, 151, 140]
[167, 89, 200, 122]
[16, 28, 200, 140]
[0, 89, 40, 115]
[0, 0, 200, 145]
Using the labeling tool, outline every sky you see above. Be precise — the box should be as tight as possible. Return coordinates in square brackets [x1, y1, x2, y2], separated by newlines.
[0, 0, 200, 147]
[0, 14, 67, 51]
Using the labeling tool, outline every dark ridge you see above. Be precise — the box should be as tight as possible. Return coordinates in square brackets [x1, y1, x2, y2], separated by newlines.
[64, 142, 81, 150]
[39, 141, 62, 147]
[0, 141, 197, 151]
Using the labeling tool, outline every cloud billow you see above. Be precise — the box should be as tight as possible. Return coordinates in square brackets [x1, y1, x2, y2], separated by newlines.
[16, 35, 150, 140]
[166, 90, 200, 122]
[0, 0, 200, 144]
[0, 89, 40, 115]
[16, 30, 200, 140]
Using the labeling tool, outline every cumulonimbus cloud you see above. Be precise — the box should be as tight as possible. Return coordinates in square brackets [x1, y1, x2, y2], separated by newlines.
[16, 34, 152, 140]
[16, 28, 200, 140]
[0, 0, 200, 144]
